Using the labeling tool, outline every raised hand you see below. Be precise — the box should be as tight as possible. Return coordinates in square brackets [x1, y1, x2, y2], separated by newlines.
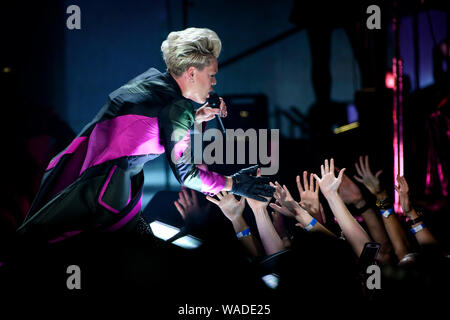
[338, 171, 364, 205]
[174, 187, 202, 221]
[394, 175, 412, 214]
[269, 181, 303, 218]
[270, 180, 334, 236]
[206, 191, 245, 222]
[296, 171, 320, 216]
[354, 155, 383, 196]
[313, 159, 345, 198]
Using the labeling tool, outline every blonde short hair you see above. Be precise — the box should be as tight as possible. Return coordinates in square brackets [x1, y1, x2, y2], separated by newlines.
[161, 27, 221, 77]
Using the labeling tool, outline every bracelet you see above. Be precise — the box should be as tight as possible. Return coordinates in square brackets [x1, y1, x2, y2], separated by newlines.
[380, 207, 393, 218]
[354, 201, 371, 215]
[304, 218, 317, 231]
[407, 214, 423, 226]
[236, 227, 251, 238]
[376, 197, 392, 210]
[411, 223, 425, 234]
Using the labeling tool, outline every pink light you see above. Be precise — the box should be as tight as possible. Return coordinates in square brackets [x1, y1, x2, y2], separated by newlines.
[398, 60, 404, 178]
[385, 71, 395, 89]
[392, 58, 402, 214]
[425, 147, 432, 195]
[437, 162, 448, 196]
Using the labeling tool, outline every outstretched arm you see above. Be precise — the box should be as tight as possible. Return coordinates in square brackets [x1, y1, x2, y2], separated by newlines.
[206, 191, 263, 258]
[174, 187, 205, 227]
[338, 172, 392, 264]
[395, 175, 438, 246]
[296, 171, 326, 224]
[314, 159, 370, 257]
[269, 181, 335, 238]
[354, 155, 410, 260]
[245, 169, 285, 255]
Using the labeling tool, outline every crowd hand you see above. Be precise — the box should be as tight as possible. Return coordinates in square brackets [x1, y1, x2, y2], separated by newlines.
[296, 171, 320, 217]
[271, 199, 296, 219]
[269, 181, 304, 218]
[353, 155, 383, 196]
[337, 170, 365, 206]
[315, 159, 372, 254]
[313, 158, 345, 199]
[174, 187, 203, 223]
[194, 97, 227, 124]
[230, 165, 275, 202]
[271, 182, 331, 234]
[206, 191, 245, 222]
[394, 175, 412, 214]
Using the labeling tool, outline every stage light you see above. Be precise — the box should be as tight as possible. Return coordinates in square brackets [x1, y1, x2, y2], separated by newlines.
[172, 235, 202, 250]
[149, 220, 180, 240]
[149, 220, 203, 249]
[240, 110, 249, 118]
[333, 122, 359, 134]
[346, 103, 358, 123]
[385, 71, 395, 89]
[261, 273, 279, 289]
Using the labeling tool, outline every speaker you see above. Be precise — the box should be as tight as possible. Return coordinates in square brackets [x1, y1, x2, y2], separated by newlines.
[221, 94, 268, 130]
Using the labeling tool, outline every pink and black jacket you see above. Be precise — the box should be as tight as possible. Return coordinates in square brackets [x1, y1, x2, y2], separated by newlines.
[17, 68, 225, 242]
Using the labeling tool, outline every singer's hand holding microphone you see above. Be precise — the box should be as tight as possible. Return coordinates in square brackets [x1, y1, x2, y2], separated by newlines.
[194, 91, 227, 125]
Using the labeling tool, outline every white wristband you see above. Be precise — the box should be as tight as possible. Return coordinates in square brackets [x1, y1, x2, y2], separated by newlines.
[411, 223, 425, 234]
[380, 207, 393, 218]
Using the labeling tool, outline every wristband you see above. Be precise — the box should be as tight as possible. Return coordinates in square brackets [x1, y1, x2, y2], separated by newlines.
[380, 207, 393, 218]
[304, 218, 317, 231]
[236, 228, 251, 238]
[411, 223, 425, 234]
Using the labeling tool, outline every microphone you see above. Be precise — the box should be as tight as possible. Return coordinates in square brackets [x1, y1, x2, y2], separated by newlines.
[207, 91, 226, 135]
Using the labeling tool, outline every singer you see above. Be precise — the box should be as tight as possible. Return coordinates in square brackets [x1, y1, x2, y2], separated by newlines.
[17, 27, 274, 242]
